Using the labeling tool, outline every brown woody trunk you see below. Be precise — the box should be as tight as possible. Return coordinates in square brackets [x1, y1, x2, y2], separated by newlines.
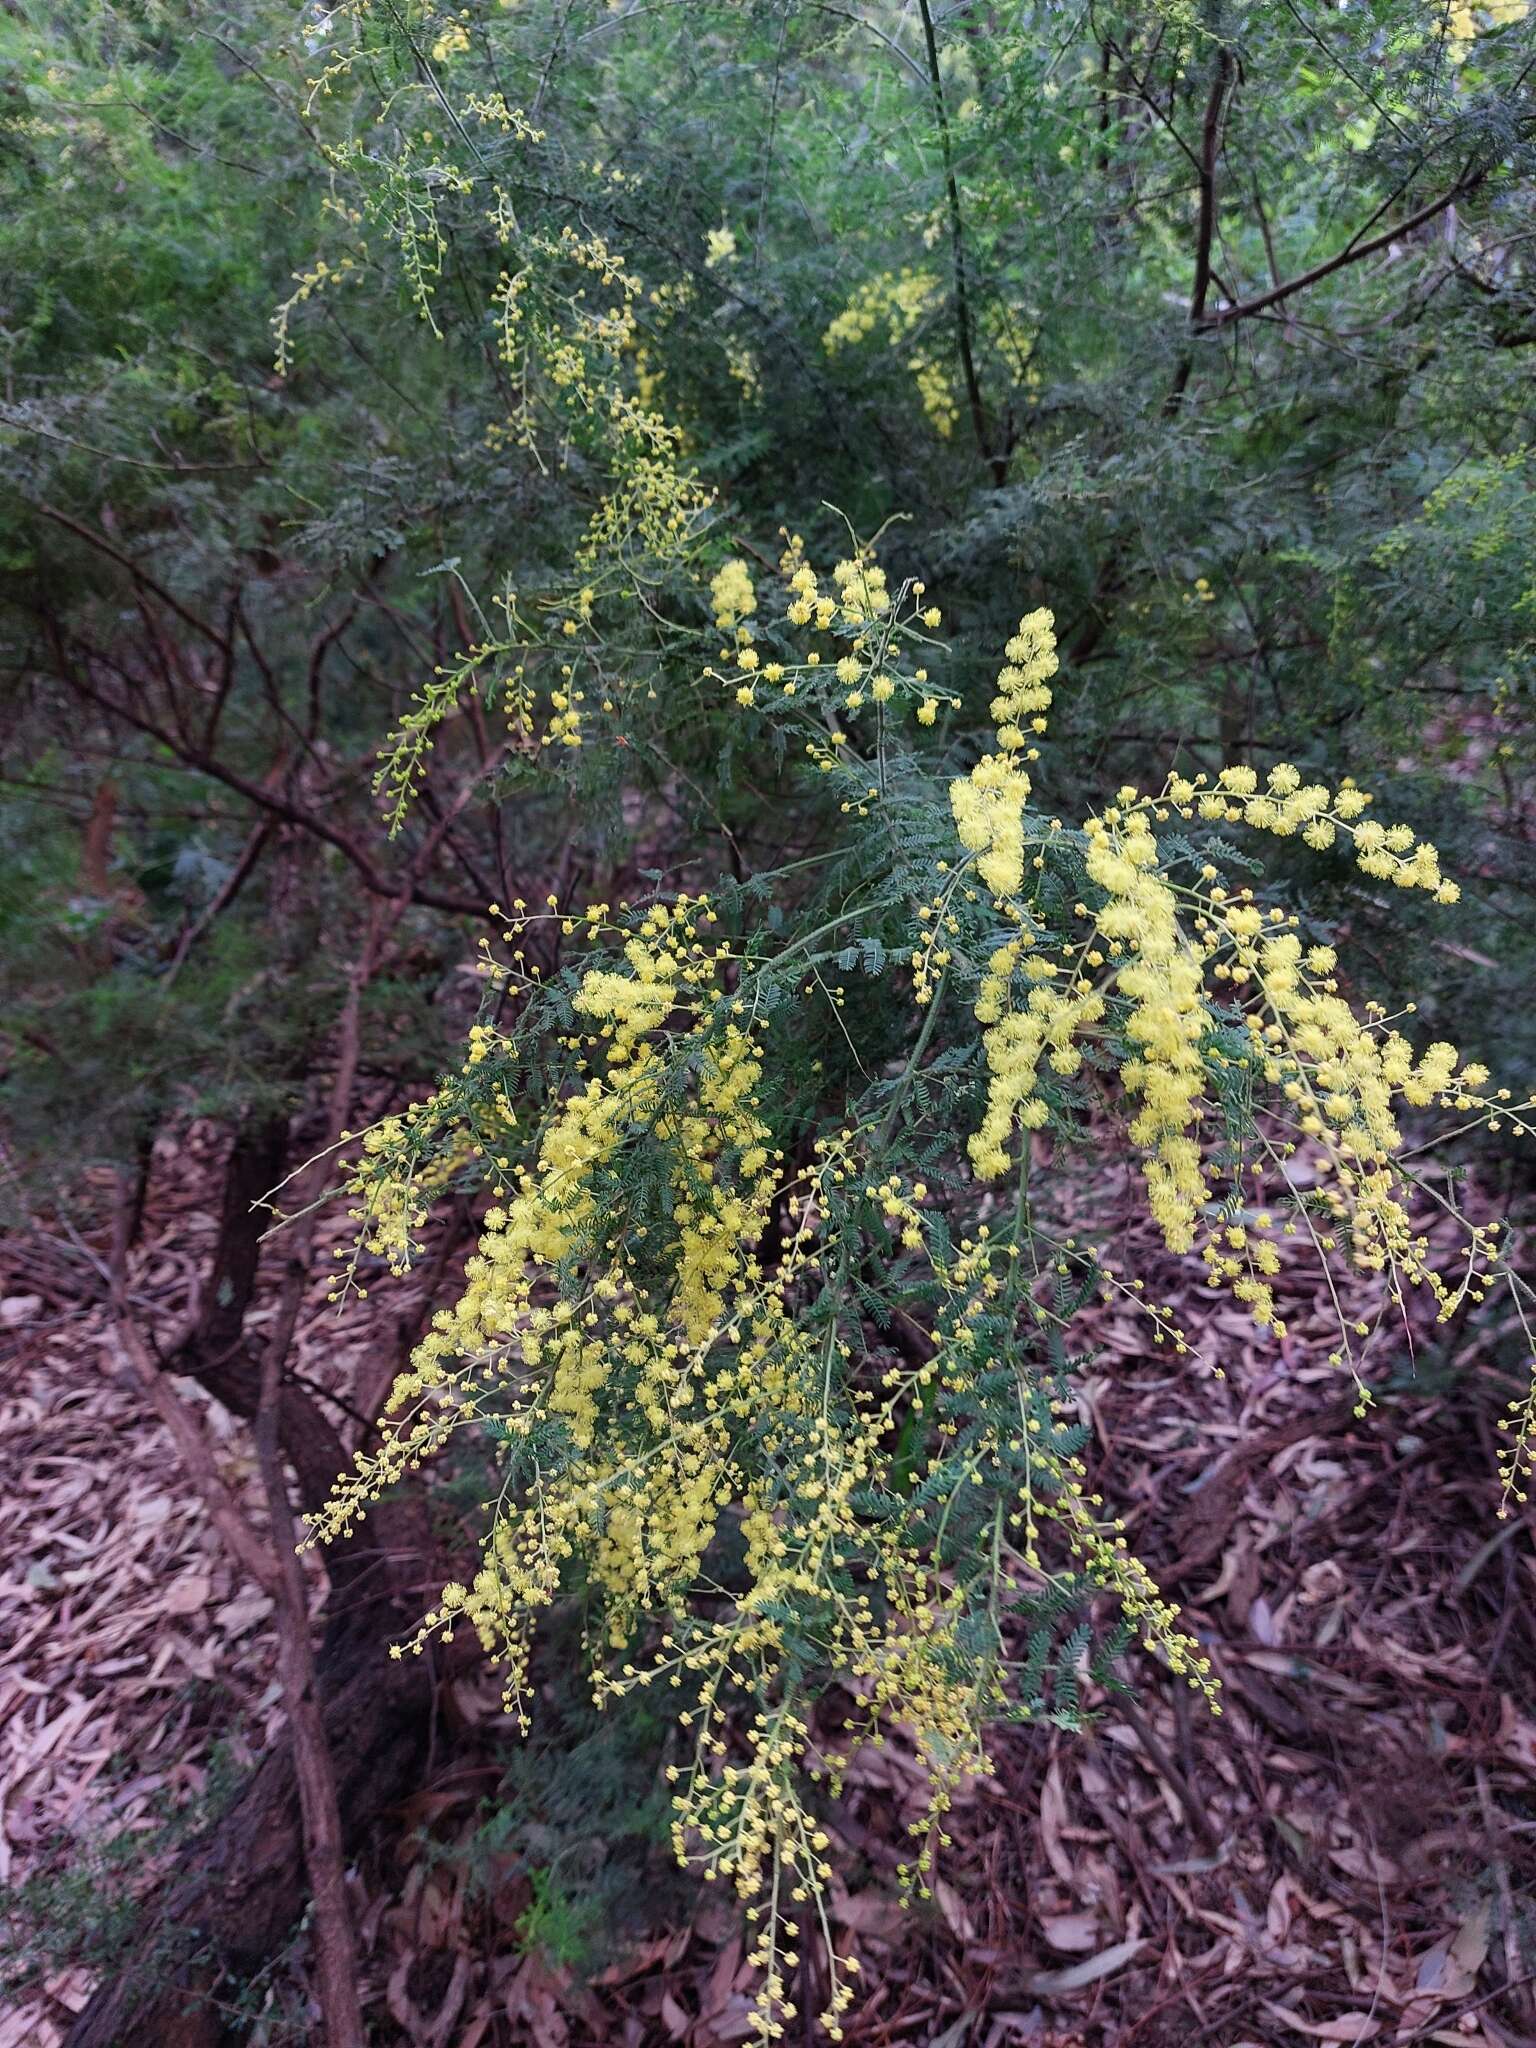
[69, 1115, 462, 2046]
[63, 1621, 434, 2048]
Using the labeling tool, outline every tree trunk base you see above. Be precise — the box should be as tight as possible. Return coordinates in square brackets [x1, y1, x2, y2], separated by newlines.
[65, 1622, 434, 2048]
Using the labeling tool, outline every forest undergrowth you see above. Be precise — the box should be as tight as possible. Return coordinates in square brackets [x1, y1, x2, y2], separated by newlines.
[3, 1116, 1535, 2048]
[5, 0, 1536, 2040]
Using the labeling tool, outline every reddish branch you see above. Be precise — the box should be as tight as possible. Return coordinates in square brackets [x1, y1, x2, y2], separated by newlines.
[110, 1315, 281, 1598]
[33, 502, 236, 658]
[1203, 163, 1485, 329]
[92, 895, 423, 2046]
[105, 1087, 371, 2044]
[31, 555, 498, 925]
[163, 813, 276, 983]
[75, 1090, 476, 2047]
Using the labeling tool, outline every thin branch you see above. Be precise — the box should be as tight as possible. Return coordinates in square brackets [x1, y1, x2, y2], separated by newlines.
[915, 0, 1007, 484]
[1205, 164, 1484, 329]
[249, 917, 381, 2048]
[43, 614, 497, 922]
[803, 1, 930, 88]
[163, 813, 276, 986]
[31, 502, 235, 655]
[1166, 33, 1236, 412]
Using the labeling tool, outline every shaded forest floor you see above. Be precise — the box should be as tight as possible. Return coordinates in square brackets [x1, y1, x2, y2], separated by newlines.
[4, 1127, 1536, 2047]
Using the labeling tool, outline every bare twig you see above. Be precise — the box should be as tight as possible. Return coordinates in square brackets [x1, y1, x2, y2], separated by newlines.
[1118, 1695, 1220, 1854]
[915, 0, 1007, 485]
[1476, 1763, 1532, 2024]
[1205, 163, 1485, 330]
[247, 913, 381, 2048]
[163, 813, 276, 985]
[1165, 33, 1235, 412]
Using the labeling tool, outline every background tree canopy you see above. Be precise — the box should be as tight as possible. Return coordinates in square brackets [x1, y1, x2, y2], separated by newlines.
[3, 1, 1536, 2043]
[5, 0, 1536, 1145]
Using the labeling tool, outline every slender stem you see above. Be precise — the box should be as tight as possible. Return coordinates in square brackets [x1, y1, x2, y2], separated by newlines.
[877, 969, 948, 1153]
[252, 919, 381, 2048]
[1209, 160, 1485, 331]
[1165, 30, 1235, 414]
[915, 0, 1006, 484]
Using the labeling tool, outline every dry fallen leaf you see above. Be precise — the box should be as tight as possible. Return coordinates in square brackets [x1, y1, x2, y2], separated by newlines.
[1024, 1936, 1145, 1994]
[214, 1590, 274, 1633]
[1038, 1759, 1075, 1887]
[1038, 1912, 1101, 1954]
[1261, 2003, 1381, 2041]
[161, 1575, 211, 1615]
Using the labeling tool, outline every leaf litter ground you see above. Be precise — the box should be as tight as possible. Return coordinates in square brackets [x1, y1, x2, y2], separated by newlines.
[2, 1124, 1534, 2047]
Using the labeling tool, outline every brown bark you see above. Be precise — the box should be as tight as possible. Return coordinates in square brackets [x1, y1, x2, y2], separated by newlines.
[113, 1316, 280, 1599]
[246, 936, 376, 2048]
[63, 1631, 434, 2048]
[75, 886, 472, 2046]
[1164, 36, 1235, 415]
[78, 1106, 456, 2044]
[915, 0, 1008, 485]
[81, 1041, 375, 2043]
[162, 1114, 353, 1517]
[79, 779, 118, 897]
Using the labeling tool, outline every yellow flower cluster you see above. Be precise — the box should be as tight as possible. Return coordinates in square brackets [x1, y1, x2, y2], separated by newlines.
[821, 266, 943, 351]
[489, 213, 713, 554]
[781, 548, 892, 631]
[968, 980, 1105, 1177]
[821, 269, 960, 437]
[317, 899, 789, 1680]
[1229, 926, 1502, 1316]
[911, 354, 958, 437]
[464, 93, 544, 141]
[1181, 762, 1458, 904]
[319, 877, 1217, 2038]
[947, 621, 1534, 1409]
[429, 21, 470, 62]
[285, 48, 709, 578]
[990, 607, 1058, 746]
[705, 224, 739, 268]
[710, 557, 757, 629]
[1086, 810, 1209, 1251]
[950, 752, 1035, 898]
[948, 606, 1057, 898]
[342, 1109, 480, 1279]
[1447, 0, 1527, 54]
[704, 536, 956, 763]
